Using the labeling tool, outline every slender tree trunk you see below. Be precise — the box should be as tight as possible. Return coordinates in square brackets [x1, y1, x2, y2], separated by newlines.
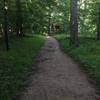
[4, 0, 9, 50]
[70, 0, 78, 46]
[16, 0, 23, 37]
[0, 24, 4, 36]
[48, 6, 51, 36]
[48, 15, 51, 36]
[97, 3, 100, 40]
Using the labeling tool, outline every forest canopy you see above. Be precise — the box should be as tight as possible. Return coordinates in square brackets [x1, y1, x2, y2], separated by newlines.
[0, 0, 100, 48]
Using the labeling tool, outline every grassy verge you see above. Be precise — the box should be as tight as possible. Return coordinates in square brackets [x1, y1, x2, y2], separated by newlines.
[55, 34, 100, 90]
[0, 35, 45, 100]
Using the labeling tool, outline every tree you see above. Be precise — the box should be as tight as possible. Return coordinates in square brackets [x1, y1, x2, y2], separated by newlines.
[97, 3, 100, 39]
[4, 0, 9, 50]
[70, 0, 78, 46]
[16, 0, 23, 37]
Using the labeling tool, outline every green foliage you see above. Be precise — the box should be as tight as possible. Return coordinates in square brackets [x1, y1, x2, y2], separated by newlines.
[0, 0, 59, 36]
[78, 0, 100, 37]
[0, 35, 45, 100]
[55, 34, 100, 87]
[0, 0, 99, 37]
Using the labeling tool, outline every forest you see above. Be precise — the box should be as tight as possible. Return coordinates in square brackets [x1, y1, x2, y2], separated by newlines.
[0, 0, 100, 100]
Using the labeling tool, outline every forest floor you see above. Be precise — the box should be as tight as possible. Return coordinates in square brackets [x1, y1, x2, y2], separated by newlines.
[16, 36, 99, 100]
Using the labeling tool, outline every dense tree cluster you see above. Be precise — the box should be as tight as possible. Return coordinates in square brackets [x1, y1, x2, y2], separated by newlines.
[0, 0, 100, 49]
[0, 0, 57, 37]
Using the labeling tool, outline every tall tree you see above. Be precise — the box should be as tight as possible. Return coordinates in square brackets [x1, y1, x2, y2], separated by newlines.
[4, 0, 9, 50]
[97, 3, 100, 39]
[16, 0, 23, 37]
[70, 0, 78, 46]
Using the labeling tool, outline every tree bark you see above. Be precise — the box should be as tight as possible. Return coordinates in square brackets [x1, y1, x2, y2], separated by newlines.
[4, 0, 9, 50]
[97, 3, 100, 40]
[48, 5, 51, 36]
[48, 15, 51, 36]
[70, 0, 78, 46]
[16, 0, 23, 37]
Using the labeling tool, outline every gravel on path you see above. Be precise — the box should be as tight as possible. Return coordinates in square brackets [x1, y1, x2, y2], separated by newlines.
[18, 37, 97, 100]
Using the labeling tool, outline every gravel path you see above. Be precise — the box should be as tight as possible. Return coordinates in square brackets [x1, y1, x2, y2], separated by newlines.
[18, 37, 97, 100]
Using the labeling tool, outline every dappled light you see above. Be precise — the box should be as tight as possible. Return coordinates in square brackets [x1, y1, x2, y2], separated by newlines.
[46, 36, 51, 39]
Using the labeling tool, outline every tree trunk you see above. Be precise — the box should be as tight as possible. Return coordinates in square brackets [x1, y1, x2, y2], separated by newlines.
[70, 0, 78, 46]
[97, 3, 100, 40]
[4, 0, 9, 50]
[48, 15, 51, 36]
[16, 0, 23, 37]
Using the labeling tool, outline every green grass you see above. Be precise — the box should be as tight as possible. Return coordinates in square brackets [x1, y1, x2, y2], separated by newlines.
[0, 35, 45, 100]
[55, 34, 100, 89]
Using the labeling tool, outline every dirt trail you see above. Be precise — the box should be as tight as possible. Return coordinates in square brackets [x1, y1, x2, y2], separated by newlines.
[18, 37, 97, 100]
